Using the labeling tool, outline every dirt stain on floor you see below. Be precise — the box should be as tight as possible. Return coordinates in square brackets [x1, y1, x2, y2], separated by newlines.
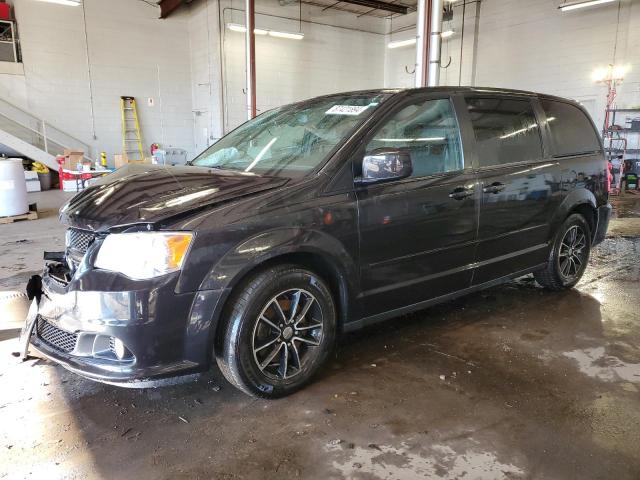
[0, 194, 639, 480]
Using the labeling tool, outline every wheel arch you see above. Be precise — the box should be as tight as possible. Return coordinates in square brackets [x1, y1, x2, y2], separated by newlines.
[203, 228, 358, 357]
[551, 188, 598, 243]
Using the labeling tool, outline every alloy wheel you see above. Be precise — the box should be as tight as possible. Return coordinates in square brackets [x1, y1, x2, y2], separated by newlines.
[558, 225, 587, 281]
[251, 289, 324, 381]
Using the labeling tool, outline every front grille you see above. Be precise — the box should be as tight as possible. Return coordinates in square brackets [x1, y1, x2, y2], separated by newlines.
[35, 316, 78, 353]
[66, 228, 95, 254]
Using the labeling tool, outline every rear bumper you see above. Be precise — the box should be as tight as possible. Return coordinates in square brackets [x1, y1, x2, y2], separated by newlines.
[593, 203, 611, 246]
[30, 268, 229, 387]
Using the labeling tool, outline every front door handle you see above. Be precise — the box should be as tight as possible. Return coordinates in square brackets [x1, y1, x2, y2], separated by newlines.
[482, 182, 506, 194]
[449, 186, 474, 200]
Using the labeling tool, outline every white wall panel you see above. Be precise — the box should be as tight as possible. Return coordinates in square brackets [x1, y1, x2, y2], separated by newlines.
[2, 0, 194, 161]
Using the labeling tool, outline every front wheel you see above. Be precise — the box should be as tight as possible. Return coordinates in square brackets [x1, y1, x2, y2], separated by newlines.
[534, 213, 591, 290]
[216, 265, 336, 398]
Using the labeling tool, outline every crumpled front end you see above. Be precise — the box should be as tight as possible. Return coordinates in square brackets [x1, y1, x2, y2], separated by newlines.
[29, 227, 225, 387]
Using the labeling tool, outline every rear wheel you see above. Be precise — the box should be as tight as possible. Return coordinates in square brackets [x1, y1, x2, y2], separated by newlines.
[534, 213, 591, 290]
[216, 264, 336, 398]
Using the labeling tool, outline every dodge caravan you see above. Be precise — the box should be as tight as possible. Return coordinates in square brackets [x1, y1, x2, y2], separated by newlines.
[25, 87, 611, 398]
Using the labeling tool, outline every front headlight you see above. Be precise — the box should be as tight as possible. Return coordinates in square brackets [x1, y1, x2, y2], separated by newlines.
[94, 232, 193, 280]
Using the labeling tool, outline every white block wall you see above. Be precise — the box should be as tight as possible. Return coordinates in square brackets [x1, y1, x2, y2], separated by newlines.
[0, 0, 195, 161]
[0, 0, 387, 161]
[385, 0, 640, 134]
[474, 0, 640, 133]
[188, 0, 224, 154]
[192, 0, 386, 136]
[3, 0, 638, 162]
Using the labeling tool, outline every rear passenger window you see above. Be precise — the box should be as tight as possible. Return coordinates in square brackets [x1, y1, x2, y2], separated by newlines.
[540, 100, 601, 156]
[366, 98, 463, 178]
[466, 98, 543, 167]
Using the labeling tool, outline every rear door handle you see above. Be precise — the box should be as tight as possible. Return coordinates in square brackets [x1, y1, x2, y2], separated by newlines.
[482, 182, 506, 194]
[449, 186, 474, 200]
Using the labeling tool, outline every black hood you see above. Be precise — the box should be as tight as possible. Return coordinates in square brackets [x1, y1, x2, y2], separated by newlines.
[60, 164, 289, 231]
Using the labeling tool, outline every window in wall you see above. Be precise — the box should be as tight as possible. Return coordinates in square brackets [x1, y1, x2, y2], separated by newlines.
[0, 20, 20, 63]
[540, 100, 601, 157]
[466, 97, 543, 167]
[366, 98, 464, 178]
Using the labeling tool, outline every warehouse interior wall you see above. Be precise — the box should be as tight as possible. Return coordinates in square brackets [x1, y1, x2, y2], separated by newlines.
[0, 0, 386, 161]
[384, 0, 640, 135]
[0, 0, 194, 160]
[0, 0, 638, 162]
[473, 0, 640, 135]
[188, 0, 387, 151]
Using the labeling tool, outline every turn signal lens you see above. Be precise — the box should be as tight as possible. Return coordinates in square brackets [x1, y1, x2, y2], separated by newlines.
[166, 234, 193, 270]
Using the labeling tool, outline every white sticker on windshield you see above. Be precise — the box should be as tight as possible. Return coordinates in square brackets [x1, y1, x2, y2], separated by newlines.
[325, 105, 369, 116]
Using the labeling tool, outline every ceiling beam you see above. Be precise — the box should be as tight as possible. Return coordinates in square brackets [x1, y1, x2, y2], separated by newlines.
[337, 0, 408, 15]
[158, 0, 184, 19]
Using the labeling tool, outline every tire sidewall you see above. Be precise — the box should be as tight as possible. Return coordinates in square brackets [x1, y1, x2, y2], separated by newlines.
[227, 267, 336, 397]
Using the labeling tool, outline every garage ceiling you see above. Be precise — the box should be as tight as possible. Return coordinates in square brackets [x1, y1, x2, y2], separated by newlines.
[158, 0, 417, 19]
[303, 0, 416, 18]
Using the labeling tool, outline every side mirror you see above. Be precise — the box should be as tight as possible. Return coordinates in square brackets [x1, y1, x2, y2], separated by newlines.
[359, 148, 413, 184]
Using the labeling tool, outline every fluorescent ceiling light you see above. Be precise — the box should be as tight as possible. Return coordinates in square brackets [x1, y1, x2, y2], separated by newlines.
[226, 23, 303, 40]
[388, 38, 416, 49]
[35, 0, 81, 5]
[559, 0, 616, 12]
[268, 31, 304, 40]
[388, 31, 452, 49]
[227, 23, 267, 35]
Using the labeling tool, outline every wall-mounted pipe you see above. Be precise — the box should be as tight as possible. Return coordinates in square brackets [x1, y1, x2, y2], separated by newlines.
[245, 0, 257, 119]
[415, 0, 444, 87]
[428, 0, 443, 86]
[414, 0, 431, 87]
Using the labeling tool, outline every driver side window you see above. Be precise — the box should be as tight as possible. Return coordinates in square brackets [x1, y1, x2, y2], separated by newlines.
[366, 98, 464, 178]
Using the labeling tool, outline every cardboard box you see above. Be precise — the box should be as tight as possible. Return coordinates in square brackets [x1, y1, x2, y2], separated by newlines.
[114, 153, 128, 169]
[63, 149, 85, 170]
[114, 153, 150, 169]
[24, 171, 41, 192]
[62, 179, 80, 192]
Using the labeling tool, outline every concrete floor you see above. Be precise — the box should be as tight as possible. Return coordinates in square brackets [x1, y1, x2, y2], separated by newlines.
[1, 191, 639, 480]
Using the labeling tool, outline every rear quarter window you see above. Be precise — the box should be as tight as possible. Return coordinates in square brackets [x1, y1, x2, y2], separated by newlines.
[466, 97, 543, 168]
[540, 100, 601, 157]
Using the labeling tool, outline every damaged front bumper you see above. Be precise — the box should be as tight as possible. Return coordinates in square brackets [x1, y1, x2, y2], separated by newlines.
[28, 262, 227, 388]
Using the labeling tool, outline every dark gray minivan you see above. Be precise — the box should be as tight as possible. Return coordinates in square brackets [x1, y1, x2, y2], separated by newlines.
[25, 87, 610, 398]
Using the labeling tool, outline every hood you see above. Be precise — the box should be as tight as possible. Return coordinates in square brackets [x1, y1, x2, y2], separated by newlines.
[60, 164, 289, 231]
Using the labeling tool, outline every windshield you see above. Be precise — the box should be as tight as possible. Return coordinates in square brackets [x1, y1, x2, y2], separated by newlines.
[191, 92, 390, 177]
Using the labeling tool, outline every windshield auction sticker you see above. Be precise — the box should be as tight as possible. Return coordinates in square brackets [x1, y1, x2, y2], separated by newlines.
[325, 105, 369, 116]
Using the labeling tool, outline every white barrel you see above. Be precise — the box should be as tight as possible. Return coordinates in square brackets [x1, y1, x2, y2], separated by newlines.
[0, 158, 28, 217]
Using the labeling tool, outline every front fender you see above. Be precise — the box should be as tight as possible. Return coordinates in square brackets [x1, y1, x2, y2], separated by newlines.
[199, 227, 359, 294]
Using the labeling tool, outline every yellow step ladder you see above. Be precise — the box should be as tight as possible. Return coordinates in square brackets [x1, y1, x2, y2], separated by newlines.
[120, 96, 145, 162]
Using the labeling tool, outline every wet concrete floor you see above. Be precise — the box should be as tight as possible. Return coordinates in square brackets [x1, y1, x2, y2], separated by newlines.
[0, 191, 639, 479]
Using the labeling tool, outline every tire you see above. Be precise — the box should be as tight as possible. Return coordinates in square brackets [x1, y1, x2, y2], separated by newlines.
[534, 213, 591, 291]
[216, 264, 337, 398]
